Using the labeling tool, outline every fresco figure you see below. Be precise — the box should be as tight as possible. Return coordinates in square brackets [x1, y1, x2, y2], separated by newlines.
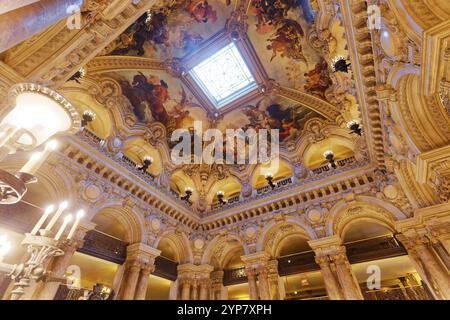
[304, 60, 332, 99]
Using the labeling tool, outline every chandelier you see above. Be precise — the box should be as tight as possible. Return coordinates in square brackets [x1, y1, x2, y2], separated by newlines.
[0, 83, 81, 204]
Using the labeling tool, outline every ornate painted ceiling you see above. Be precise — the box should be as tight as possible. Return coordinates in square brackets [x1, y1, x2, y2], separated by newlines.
[41, 0, 367, 217]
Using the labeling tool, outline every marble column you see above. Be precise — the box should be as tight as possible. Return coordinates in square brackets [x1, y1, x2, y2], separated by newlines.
[241, 252, 271, 301]
[192, 283, 199, 300]
[399, 234, 450, 300]
[0, 0, 84, 53]
[267, 260, 284, 300]
[314, 256, 343, 300]
[309, 236, 362, 300]
[121, 263, 141, 300]
[199, 281, 209, 300]
[247, 272, 259, 300]
[134, 265, 154, 300]
[257, 270, 271, 300]
[119, 243, 161, 300]
[181, 280, 191, 300]
[211, 271, 225, 300]
[330, 248, 364, 300]
[177, 264, 214, 300]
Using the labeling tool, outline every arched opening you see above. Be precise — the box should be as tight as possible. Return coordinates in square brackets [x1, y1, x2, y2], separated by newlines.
[252, 159, 293, 191]
[342, 220, 427, 300]
[122, 138, 163, 177]
[303, 137, 354, 171]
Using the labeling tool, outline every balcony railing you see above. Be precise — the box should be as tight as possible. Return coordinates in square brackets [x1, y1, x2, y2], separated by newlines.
[363, 285, 430, 300]
[256, 177, 294, 195]
[153, 256, 178, 281]
[223, 236, 407, 285]
[312, 156, 356, 175]
[77, 230, 127, 264]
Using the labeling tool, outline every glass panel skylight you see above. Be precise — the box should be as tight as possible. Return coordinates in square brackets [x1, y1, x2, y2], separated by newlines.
[190, 43, 256, 108]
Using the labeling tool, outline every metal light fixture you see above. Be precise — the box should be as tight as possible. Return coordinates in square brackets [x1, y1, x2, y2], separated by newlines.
[332, 56, 351, 73]
[68, 67, 87, 84]
[81, 110, 96, 128]
[0, 84, 81, 205]
[324, 150, 337, 169]
[0, 201, 86, 300]
[347, 120, 362, 136]
[217, 191, 227, 206]
[137, 156, 153, 172]
[181, 187, 193, 202]
[265, 174, 276, 189]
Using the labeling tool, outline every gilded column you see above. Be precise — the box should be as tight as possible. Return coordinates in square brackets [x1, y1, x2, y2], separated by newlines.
[267, 260, 284, 300]
[177, 264, 213, 300]
[241, 252, 271, 300]
[210, 271, 225, 300]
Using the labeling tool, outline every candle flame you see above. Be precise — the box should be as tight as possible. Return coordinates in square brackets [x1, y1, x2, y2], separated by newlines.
[76, 210, 85, 219]
[59, 201, 69, 210]
[45, 205, 55, 214]
[46, 140, 58, 150]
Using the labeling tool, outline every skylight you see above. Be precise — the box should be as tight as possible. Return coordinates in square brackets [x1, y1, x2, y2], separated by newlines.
[190, 43, 257, 108]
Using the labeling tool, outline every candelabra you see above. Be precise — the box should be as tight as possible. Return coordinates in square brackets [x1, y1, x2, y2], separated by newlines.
[0, 202, 85, 300]
[137, 156, 153, 173]
[181, 187, 193, 202]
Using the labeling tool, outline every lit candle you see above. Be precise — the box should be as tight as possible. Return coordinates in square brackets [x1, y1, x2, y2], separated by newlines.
[19, 140, 58, 175]
[45, 201, 68, 232]
[0, 127, 18, 149]
[54, 214, 73, 241]
[67, 210, 85, 240]
[31, 205, 55, 235]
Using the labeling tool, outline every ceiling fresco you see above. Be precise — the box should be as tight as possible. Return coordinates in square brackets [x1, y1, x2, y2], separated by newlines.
[80, 0, 363, 211]
[104, 0, 233, 59]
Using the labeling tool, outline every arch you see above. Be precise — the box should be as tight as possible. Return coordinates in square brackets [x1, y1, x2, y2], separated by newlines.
[154, 229, 194, 264]
[207, 176, 242, 205]
[88, 200, 145, 244]
[303, 136, 355, 169]
[256, 217, 317, 258]
[201, 232, 244, 269]
[327, 196, 408, 238]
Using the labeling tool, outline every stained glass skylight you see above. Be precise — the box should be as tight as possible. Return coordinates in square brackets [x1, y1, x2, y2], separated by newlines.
[190, 43, 257, 108]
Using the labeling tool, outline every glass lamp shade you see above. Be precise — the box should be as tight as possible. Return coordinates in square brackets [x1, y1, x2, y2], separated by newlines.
[1, 83, 81, 149]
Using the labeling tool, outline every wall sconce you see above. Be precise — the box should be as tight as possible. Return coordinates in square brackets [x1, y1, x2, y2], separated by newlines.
[0, 83, 80, 205]
[217, 191, 227, 206]
[333, 57, 351, 73]
[68, 67, 87, 84]
[324, 150, 337, 169]
[81, 110, 96, 128]
[181, 187, 193, 202]
[265, 174, 276, 189]
[347, 120, 362, 136]
[137, 156, 153, 172]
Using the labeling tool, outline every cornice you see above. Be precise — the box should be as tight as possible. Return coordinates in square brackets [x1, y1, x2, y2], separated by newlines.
[87, 56, 166, 74]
